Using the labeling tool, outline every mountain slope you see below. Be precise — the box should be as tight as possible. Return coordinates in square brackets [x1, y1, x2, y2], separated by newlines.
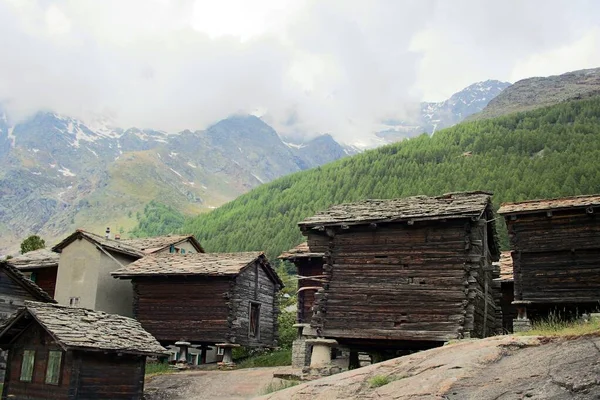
[471, 67, 600, 120]
[180, 96, 600, 259]
[0, 111, 350, 255]
[378, 80, 510, 141]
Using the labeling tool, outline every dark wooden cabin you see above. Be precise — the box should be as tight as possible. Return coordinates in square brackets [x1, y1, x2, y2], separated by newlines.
[7, 249, 60, 299]
[498, 194, 600, 324]
[297, 192, 501, 351]
[0, 261, 55, 381]
[494, 251, 515, 333]
[0, 301, 166, 400]
[112, 252, 284, 348]
[279, 243, 325, 324]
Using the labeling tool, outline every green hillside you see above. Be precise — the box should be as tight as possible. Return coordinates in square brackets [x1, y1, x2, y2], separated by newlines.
[139, 97, 600, 260]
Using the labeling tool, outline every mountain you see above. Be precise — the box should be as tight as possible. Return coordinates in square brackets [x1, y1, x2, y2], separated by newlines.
[377, 80, 510, 142]
[470, 67, 600, 121]
[0, 110, 350, 255]
[175, 96, 600, 260]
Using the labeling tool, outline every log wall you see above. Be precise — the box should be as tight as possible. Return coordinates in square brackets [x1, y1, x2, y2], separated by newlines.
[132, 277, 231, 344]
[73, 352, 146, 399]
[506, 211, 600, 304]
[308, 217, 498, 345]
[230, 261, 279, 347]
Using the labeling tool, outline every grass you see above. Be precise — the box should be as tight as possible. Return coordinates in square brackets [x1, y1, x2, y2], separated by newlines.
[261, 380, 300, 394]
[517, 314, 600, 337]
[236, 349, 292, 369]
[368, 374, 406, 388]
[145, 362, 174, 376]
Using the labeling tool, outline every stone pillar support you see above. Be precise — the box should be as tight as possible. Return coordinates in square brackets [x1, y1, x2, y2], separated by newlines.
[175, 341, 191, 364]
[216, 343, 240, 369]
[306, 338, 338, 368]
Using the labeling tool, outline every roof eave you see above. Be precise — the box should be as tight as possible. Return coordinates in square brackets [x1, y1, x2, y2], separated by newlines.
[299, 213, 484, 230]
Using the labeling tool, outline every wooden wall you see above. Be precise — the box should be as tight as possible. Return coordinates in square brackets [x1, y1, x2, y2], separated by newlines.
[507, 211, 600, 304]
[132, 277, 231, 344]
[32, 267, 58, 299]
[73, 352, 145, 399]
[307, 218, 498, 346]
[230, 260, 279, 347]
[2, 324, 72, 400]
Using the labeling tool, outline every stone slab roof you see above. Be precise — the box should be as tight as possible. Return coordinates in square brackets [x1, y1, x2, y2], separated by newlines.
[299, 192, 493, 228]
[493, 251, 514, 282]
[7, 249, 59, 271]
[0, 261, 56, 303]
[112, 252, 285, 287]
[52, 230, 145, 258]
[121, 234, 204, 254]
[0, 301, 166, 356]
[278, 242, 324, 260]
[112, 252, 263, 277]
[498, 194, 600, 215]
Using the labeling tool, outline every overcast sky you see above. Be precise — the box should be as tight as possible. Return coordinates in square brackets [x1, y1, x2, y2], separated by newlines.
[1, 0, 599, 143]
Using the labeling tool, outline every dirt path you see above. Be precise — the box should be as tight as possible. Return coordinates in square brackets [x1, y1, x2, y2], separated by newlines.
[144, 367, 285, 400]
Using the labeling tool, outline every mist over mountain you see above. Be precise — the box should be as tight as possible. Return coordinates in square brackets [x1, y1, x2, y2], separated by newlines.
[0, 109, 350, 255]
[376, 80, 511, 143]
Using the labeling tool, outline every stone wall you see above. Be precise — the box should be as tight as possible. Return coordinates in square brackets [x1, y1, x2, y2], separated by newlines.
[0, 349, 6, 381]
[292, 336, 311, 368]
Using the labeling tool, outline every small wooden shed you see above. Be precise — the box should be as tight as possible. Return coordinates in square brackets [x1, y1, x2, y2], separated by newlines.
[0, 301, 165, 400]
[279, 242, 325, 324]
[498, 194, 600, 327]
[7, 249, 60, 299]
[111, 252, 284, 349]
[297, 192, 501, 350]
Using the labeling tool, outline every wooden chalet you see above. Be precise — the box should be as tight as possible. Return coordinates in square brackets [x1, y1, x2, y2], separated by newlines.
[279, 242, 325, 324]
[0, 301, 166, 400]
[7, 249, 60, 298]
[297, 192, 501, 351]
[0, 261, 56, 381]
[498, 194, 600, 327]
[111, 252, 284, 349]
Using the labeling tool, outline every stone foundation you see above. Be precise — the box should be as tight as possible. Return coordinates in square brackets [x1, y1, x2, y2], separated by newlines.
[513, 318, 532, 332]
[0, 350, 6, 382]
[292, 336, 312, 369]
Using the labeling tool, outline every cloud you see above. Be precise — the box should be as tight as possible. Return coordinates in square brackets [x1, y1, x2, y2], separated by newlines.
[0, 0, 598, 144]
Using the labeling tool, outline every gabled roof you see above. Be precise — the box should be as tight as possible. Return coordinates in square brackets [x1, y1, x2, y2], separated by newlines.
[120, 234, 204, 254]
[111, 252, 284, 287]
[7, 249, 59, 271]
[493, 251, 514, 282]
[0, 261, 56, 304]
[299, 192, 494, 229]
[0, 301, 166, 356]
[52, 230, 145, 258]
[498, 194, 600, 216]
[278, 242, 324, 260]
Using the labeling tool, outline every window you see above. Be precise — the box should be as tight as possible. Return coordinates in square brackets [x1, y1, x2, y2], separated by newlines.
[69, 297, 80, 307]
[20, 350, 35, 382]
[45, 351, 62, 385]
[249, 303, 260, 338]
[169, 244, 175, 253]
[181, 249, 186, 254]
[216, 347, 224, 356]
